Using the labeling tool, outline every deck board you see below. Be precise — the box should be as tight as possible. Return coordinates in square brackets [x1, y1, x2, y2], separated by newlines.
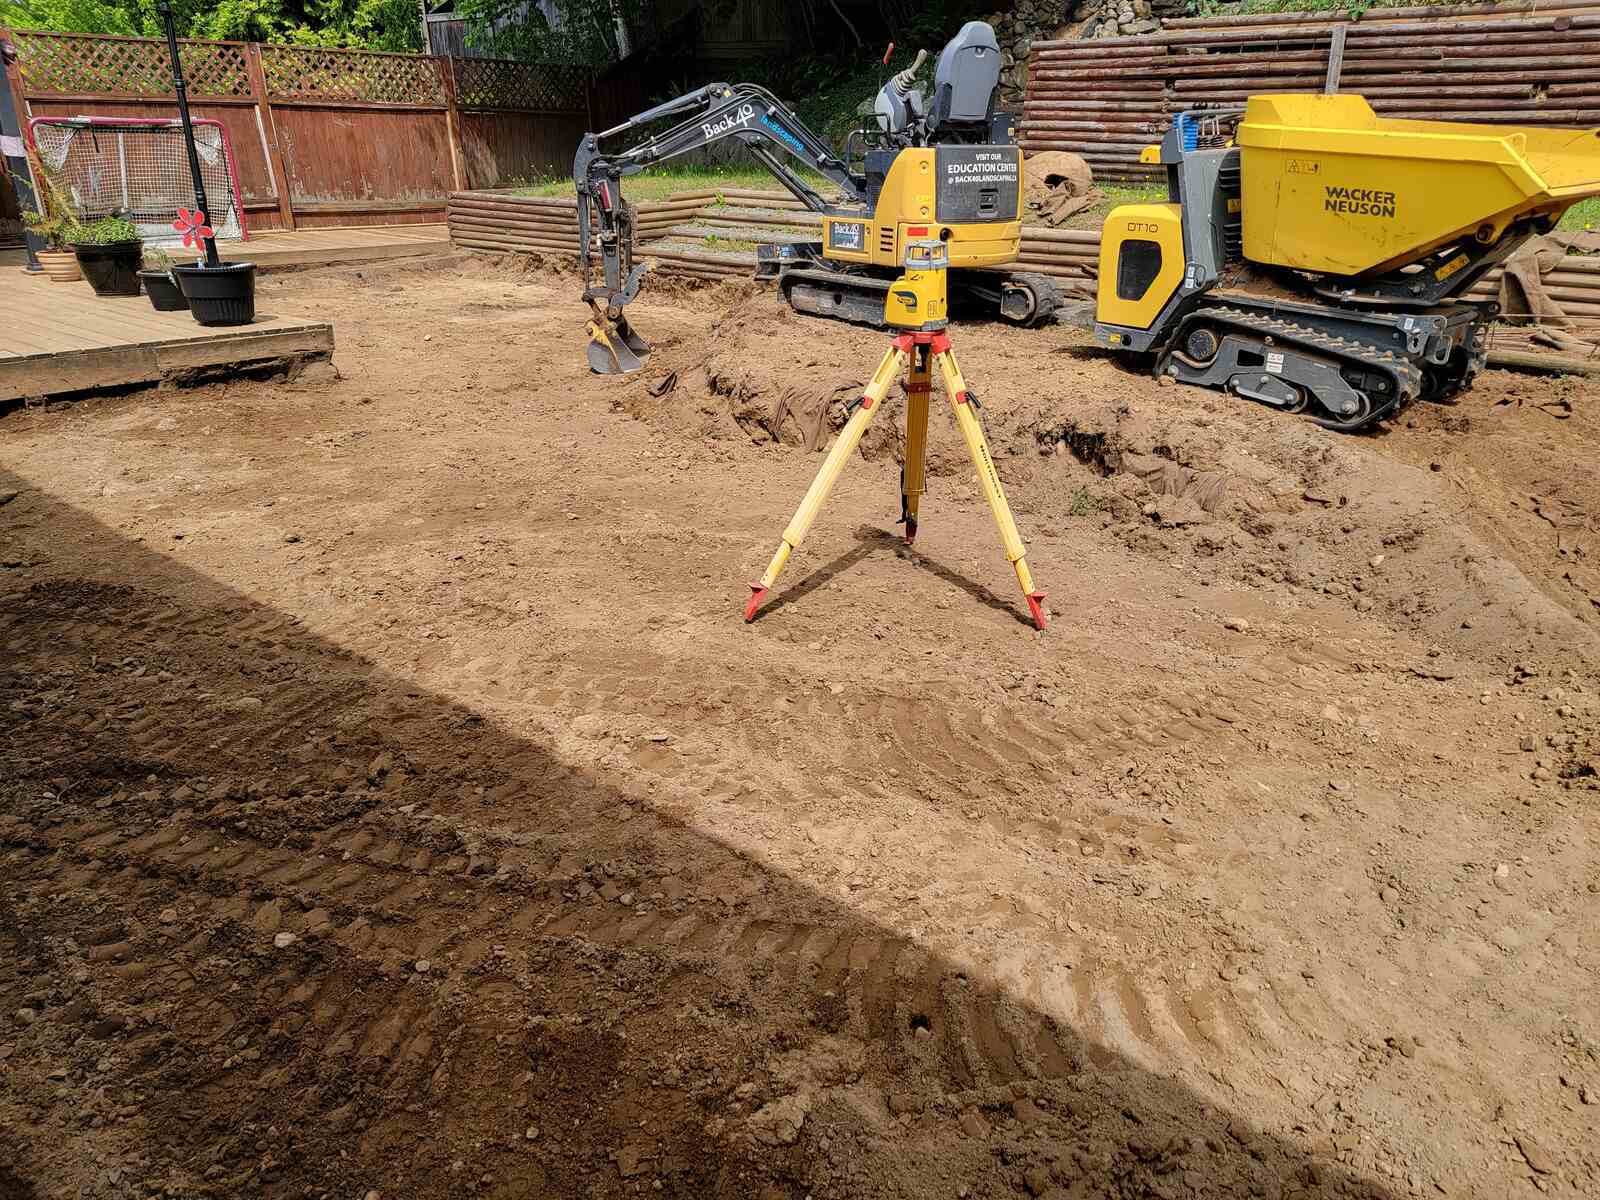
[215, 223, 451, 270]
[1, 271, 334, 401]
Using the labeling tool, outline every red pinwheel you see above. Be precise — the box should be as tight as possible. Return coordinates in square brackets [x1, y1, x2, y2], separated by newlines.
[173, 207, 214, 249]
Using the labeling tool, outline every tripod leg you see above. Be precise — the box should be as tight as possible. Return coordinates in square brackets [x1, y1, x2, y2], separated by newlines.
[933, 345, 1049, 631]
[745, 342, 909, 622]
[899, 343, 932, 545]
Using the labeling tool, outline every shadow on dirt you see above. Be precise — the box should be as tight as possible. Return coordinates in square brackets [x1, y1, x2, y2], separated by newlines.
[0, 465, 1392, 1199]
[755, 525, 1033, 627]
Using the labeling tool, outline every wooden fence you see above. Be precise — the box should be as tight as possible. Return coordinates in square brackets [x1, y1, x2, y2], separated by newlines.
[0, 28, 595, 232]
[1022, 0, 1600, 183]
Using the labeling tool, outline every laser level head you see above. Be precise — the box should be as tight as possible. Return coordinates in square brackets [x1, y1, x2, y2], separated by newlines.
[885, 239, 950, 331]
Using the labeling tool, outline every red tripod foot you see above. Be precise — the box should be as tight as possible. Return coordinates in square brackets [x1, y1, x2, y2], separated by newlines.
[1025, 592, 1048, 632]
[743, 583, 769, 623]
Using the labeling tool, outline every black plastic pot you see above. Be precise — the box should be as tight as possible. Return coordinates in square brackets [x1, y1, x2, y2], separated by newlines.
[72, 240, 143, 297]
[139, 269, 189, 312]
[173, 261, 257, 327]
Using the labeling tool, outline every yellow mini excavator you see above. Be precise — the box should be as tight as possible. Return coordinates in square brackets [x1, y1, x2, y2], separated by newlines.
[575, 21, 1061, 373]
[1094, 94, 1600, 430]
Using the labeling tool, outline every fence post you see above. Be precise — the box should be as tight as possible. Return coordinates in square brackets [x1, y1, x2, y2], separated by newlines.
[439, 56, 468, 192]
[1324, 24, 1348, 93]
[244, 42, 296, 230]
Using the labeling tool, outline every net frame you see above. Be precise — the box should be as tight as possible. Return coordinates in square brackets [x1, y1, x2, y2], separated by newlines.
[27, 116, 249, 248]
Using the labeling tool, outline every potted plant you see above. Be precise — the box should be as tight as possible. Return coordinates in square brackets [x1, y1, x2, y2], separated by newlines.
[71, 216, 144, 297]
[138, 246, 188, 312]
[152, 1, 255, 328]
[21, 206, 83, 281]
[170, 208, 255, 326]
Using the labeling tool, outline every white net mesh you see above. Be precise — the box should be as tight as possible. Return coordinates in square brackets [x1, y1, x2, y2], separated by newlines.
[30, 117, 245, 247]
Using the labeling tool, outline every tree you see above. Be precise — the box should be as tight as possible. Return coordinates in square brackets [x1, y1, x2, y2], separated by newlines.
[0, 0, 422, 49]
[453, 0, 649, 65]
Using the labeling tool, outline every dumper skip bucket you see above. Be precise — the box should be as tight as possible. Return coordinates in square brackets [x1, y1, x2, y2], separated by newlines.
[1235, 94, 1600, 278]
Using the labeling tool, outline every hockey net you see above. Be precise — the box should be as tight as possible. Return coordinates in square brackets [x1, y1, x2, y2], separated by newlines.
[28, 116, 248, 247]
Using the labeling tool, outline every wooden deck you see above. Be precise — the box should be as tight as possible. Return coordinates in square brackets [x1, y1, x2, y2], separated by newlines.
[220, 223, 451, 270]
[0, 271, 334, 402]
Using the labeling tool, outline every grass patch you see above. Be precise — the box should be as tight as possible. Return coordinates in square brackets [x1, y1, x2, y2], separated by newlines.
[513, 163, 832, 202]
[1058, 181, 1167, 230]
[1558, 196, 1600, 233]
[692, 234, 759, 253]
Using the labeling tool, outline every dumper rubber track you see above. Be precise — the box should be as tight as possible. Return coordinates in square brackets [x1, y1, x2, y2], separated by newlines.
[1161, 302, 1430, 433]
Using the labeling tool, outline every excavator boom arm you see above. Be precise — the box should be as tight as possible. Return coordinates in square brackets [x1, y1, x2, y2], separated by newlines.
[574, 83, 867, 373]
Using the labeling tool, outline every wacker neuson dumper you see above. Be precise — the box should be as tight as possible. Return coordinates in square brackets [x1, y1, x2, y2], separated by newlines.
[1094, 94, 1600, 430]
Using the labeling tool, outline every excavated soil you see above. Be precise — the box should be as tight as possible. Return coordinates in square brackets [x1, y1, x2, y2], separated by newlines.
[1, 254, 1597, 1200]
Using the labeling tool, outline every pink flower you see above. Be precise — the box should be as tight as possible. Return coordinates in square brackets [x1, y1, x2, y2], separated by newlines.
[173, 207, 215, 249]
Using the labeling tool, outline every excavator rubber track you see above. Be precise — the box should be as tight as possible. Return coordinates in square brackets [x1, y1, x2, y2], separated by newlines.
[1157, 299, 1488, 432]
[780, 265, 1065, 330]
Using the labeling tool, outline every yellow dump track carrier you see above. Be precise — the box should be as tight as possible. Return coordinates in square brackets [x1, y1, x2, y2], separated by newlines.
[1091, 94, 1600, 430]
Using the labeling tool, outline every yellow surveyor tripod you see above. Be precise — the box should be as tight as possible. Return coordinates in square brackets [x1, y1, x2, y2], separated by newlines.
[745, 241, 1048, 631]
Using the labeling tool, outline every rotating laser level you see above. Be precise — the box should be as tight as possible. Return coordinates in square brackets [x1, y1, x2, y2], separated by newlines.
[745, 240, 1048, 630]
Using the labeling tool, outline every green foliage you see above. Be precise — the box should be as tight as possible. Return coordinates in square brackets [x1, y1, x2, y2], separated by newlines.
[73, 215, 141, 244]
[0, 0, 420, 50]
[22, 206, 82, 250]
[1558, 196, 1600, 232]
[765, 44, 931, 149]
[454, 0, 647, 66]
[0, 0, 137, 34]
[21, 164, 85, 248]
[142, 245, 175, 269]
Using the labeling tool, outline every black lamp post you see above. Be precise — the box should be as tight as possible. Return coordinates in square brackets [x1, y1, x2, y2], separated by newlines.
[155, 0, 221, 267]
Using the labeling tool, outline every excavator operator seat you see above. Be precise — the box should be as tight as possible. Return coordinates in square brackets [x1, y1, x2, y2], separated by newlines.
[929, 21, 1001, 135]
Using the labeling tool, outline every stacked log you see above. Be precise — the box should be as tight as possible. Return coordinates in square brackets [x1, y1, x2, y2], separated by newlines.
[446, 190, 744, 257]
[447, 193, 586, 256]
[635, 191, 716, 241]
[1024, 0, 1600, 182]
[635, 243, 755, 279]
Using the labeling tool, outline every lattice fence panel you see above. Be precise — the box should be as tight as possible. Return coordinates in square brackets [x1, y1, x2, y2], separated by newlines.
[261, 45, 447, 105]
[13, 32, 250, 98]
[452, 58, 588, 113]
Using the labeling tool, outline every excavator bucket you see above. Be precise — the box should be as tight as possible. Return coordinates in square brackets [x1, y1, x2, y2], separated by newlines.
[586, 313, 650, 375]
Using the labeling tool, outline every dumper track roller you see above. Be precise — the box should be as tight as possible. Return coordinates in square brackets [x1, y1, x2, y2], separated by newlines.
[1157, 299, 1489, 432]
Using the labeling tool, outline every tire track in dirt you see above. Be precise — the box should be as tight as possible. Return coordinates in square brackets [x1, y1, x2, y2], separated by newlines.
[1, 579, 1377, 1091]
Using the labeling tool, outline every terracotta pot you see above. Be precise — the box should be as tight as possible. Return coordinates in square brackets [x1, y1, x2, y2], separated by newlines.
[37, 249, 82, 282]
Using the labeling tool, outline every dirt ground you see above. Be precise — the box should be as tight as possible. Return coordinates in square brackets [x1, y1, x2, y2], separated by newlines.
[1, 253, 1597, 1200]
